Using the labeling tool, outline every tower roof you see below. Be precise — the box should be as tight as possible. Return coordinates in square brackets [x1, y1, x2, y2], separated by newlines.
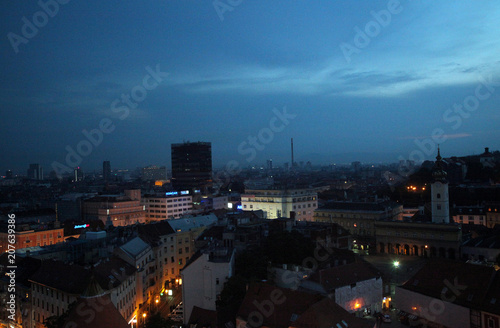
[432, 146, 447, 182]
[81, 272, 107, 298]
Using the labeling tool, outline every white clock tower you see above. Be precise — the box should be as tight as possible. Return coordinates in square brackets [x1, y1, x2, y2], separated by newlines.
[431, 147, 450, 223]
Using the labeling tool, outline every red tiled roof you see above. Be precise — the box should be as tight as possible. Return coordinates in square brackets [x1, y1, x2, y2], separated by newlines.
[188, 306, 218, 328]
[63, 294, 129, 328]
[308, 260, 381, 291]
[237, 283, 323, 328]
[291, 298, 374, 328]
[400, 259, 497, 310]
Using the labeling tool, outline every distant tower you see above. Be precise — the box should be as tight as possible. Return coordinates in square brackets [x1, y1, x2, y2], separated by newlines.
[27, 164, 43, 180]
[431, 147, 450, 223]
[103, 161, 111, 182]
[291, 138, 294, 168]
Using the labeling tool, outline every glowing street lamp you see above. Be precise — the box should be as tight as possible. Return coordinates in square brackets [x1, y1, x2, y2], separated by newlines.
[393, 261, 400, 268]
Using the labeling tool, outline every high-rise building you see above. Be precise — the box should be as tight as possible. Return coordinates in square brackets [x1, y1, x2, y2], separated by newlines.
[27, 163, 43, 180]
[5, 170, 13, 179]
[74, 167, 84, 182]
[103, 161, 111, 182]
[171, 141, 212, 192]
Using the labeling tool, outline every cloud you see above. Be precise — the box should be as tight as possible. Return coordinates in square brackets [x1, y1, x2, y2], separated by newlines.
[400, 133, 472, 140]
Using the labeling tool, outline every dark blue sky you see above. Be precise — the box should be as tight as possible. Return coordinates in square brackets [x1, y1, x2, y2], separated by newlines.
[1, 1, 500, 175]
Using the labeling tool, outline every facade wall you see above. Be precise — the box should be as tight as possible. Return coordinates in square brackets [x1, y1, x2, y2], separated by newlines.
[487, 207, 500, 228]
[334, 277, 383, 315]
[143, 195, 193, 221]
[182, 250, 235, 324]
[109, 275, 137, 323]
[83, 200, 146, 227]
[30, 284, 76, 328]
[0, 228, 64, 251]
[462, 246, 500, 263]
[375, 221, 461, 259]
[241, 189, 318, 221]
[453, 214, 487, 226]
[483, 312, 500, 328]
[395, 287, 470, 328]
[431, 182, 450, 223]
[314, 204, 403, 240]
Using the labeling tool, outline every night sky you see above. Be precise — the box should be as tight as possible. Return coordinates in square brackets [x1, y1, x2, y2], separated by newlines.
[1, 1, 500, 175]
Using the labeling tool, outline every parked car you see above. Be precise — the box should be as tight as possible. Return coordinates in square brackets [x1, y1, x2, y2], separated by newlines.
[382, 314, 392, 323]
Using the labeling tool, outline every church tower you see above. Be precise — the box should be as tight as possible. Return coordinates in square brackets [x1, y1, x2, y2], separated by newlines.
[431, 147, 450, 223]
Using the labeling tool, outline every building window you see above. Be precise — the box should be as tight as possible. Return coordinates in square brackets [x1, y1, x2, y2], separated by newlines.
[437, 193, 441, 199]
[437, 205, 442, 210]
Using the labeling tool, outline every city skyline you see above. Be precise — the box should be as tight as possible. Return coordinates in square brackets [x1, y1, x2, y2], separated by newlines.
[1, 1, 500, 175]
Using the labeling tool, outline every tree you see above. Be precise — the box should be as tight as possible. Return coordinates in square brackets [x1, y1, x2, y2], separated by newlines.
[144, 313, 169, 328]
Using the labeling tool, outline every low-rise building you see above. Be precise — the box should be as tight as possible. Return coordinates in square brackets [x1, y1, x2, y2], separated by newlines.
[241, 188, 318, 221]
[28, 257, 136, 328]
[301, 261, 383, 316]
[452, 205, 487, 226]
[0, 222, 64, 252]
[462, 234, 500, 263]
[181, 246, 235, 324]
[142, 191, 193, 221]
[314, 200, 403, 250]
[375, 221, 462, 259]
[0, 256, 41, 328]
[114, 237, 153, 311]
[236, 283, 374, 328]
[487, 203, 500, 228]
[395, 259, 500, 328]
[82, 189, 146, 227]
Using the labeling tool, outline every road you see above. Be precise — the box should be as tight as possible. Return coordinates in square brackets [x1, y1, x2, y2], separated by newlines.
[157, 287, 183, 319]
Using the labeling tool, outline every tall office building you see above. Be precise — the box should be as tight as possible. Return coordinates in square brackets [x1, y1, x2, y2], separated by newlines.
[103, 161, 111, 182]
[171, 141, 212, 192]
[74, 167, 84, 182]
[27, 164, 43, 180]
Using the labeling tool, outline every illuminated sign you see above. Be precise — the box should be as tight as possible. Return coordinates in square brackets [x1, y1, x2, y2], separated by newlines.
[237, 205, 243, 210]
[74, 224, 89, 229]
[165, 191, 178, 196]
[180, 190, 189, 195]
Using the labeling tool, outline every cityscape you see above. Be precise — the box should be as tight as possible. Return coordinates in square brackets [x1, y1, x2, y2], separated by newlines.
[2, 1, 500, 328]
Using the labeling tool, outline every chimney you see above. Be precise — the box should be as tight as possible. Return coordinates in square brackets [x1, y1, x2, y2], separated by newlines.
[485, 147, 490, 154]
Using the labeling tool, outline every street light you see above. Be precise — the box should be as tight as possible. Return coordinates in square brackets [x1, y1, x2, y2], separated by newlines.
[393, 261, 400, 268]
